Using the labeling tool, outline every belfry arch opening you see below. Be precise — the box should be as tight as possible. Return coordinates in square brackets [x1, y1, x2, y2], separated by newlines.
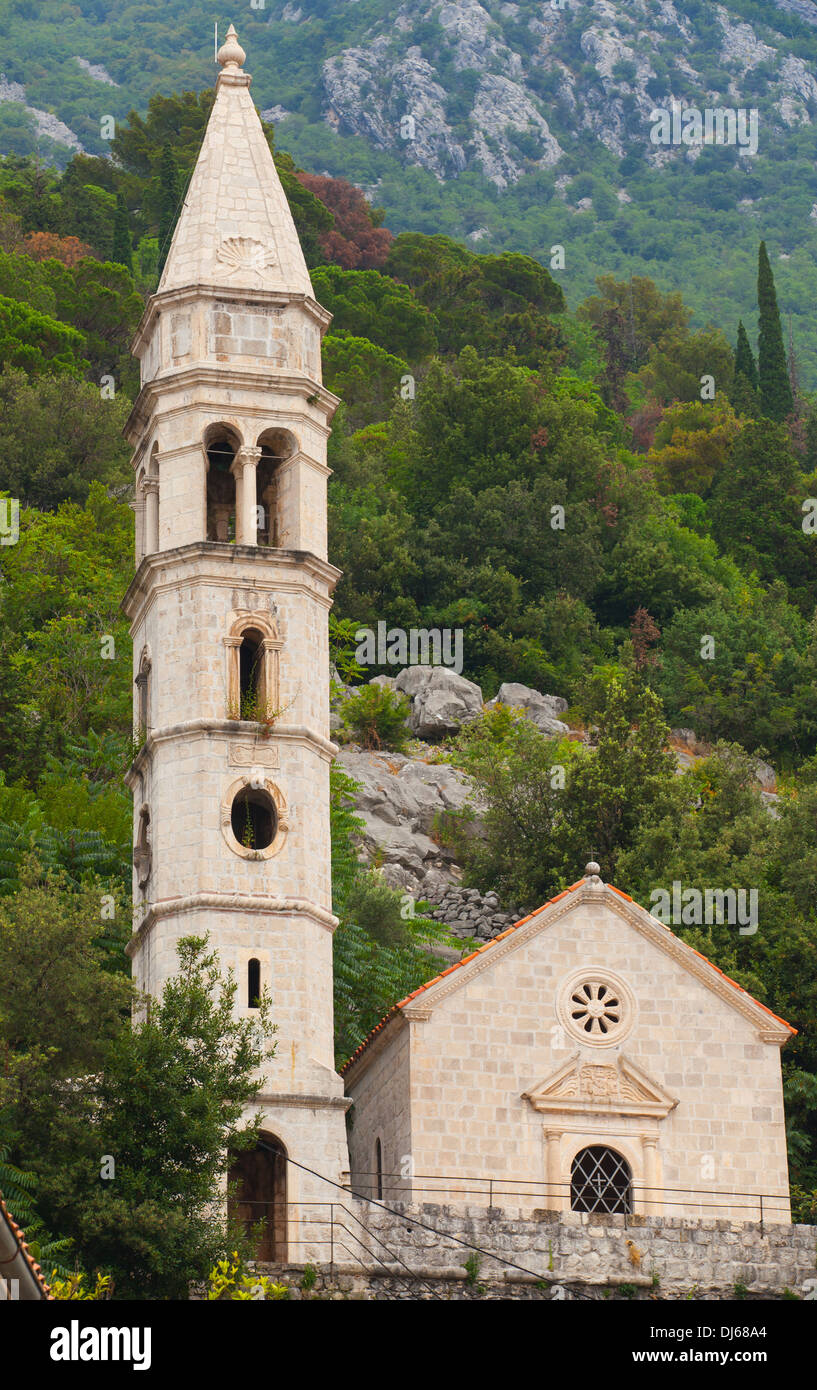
[255, 429, 296, 547]
[205, 426, 240, 541]
[228, 1135, 288, 1263]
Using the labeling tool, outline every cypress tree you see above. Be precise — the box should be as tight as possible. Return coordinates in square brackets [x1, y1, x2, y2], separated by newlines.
[757, 240, 793, 422]
[735, 319, 758, 390]
[112, 193, 133, 272]
[157, 144, 181, 275]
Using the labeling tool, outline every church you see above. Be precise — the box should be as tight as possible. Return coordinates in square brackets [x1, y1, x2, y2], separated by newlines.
[120, 25, 795, 1268]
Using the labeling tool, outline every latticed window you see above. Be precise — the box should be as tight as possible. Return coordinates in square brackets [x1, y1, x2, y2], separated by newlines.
[570, 1146, 632, 1214]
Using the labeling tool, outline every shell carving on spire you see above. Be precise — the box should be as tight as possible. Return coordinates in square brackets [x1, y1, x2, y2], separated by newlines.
[217, 22, 246, 70]
[215, 235, 279, 280]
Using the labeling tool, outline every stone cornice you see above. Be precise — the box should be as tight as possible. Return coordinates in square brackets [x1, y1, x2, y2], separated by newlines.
[254, 1091, 352, 1112]
[120, 542, 342, 620]
[127, 891, 339, 958]
[125, 718, 338, 784]
[125, 365, 340, 442]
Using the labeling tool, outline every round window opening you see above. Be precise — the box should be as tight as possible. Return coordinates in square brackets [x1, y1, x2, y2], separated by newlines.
[569, 980, 622, 1038]
[231, 788, 278, 852]
[558, 968, 635, 1046]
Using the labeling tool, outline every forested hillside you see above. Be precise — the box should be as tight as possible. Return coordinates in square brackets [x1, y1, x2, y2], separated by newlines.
[1, 75, 817, 1294]
[4, 1, 817, 379]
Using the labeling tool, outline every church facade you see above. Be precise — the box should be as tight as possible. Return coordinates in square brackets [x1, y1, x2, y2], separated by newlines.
[343, 868, 794, 1224]
[120, 26, 795, 1265]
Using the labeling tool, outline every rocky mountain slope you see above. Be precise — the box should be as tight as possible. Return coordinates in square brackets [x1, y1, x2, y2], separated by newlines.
[336, 666, 780, 945]
[4, 2, 817, 376]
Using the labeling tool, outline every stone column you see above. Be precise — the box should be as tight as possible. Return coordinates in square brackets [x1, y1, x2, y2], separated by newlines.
[544, 1128, 564, 1213]
[225, 635, 242, 717]
[641, 1134, 660, 1216]
[143, 479, 159, 555]
[230, 458, 244, 543]
[236, 446, 262, 546]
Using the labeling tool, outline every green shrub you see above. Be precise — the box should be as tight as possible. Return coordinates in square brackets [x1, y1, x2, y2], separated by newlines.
[339, 684, 410, 751]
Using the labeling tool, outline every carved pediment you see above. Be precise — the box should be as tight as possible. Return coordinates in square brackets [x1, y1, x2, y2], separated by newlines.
[523, 1053, 678, 1120]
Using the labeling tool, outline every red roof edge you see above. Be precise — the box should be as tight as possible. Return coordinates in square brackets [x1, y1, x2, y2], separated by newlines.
[0, 1197, 52, 1300]
[340, 875, 796, 1075]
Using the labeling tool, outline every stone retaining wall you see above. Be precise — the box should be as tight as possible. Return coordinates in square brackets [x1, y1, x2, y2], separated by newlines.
[278, 1201, 817, 1300]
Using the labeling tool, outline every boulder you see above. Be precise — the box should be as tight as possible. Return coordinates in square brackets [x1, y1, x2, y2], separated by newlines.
[753, 759, 777, 792]
[394, 666, 483, 738]
[336, 747, 477, 895]
[488, 682, 570, 736]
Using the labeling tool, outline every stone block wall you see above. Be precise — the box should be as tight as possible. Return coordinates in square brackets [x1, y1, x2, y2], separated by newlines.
[285, 1201, 817, 1299]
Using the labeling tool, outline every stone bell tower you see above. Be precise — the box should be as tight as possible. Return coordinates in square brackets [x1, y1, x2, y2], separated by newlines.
[122, 24, 349, 1256]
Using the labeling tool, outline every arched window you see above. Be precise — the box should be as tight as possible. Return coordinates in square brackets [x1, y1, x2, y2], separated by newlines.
[375, 1138, 383, 1201]
[225, 614, 281, 723]
[570, 1146, 632, 1215]
[231, 787, 278, 851]
[255, 429, 296, 547]
[239, 627, 264, 719]
[205, 427, 240, 541]
[247, 958, 261, 1009]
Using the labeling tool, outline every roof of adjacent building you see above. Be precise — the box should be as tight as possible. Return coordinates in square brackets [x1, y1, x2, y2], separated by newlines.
[157, 23, 313, 298]
[0, 1197, 52, 1300]
[340, 869, 796, 1078]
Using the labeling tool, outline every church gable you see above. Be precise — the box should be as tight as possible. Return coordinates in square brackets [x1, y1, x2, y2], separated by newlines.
[397, 871, 794, 1046]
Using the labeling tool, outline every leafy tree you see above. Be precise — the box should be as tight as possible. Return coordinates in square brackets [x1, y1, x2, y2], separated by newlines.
[21, 233, 93, 266]
[111, 194, 133, 272]
[0, 856, 132, 1147]
[312, 265, 437, 360]
[659, 577, 812, 758]
[450, 705, 573, 907]
[322, 334, 409, 429]
[709, 419, 816, 612]
[758, 241, 794, 422]
[559, 669, 677, 883]
[386, 233, 565, 364]
[0, 295, 87, 376]
[647, 396, 742, 495]
[0, 366, 131, 508]
[157, 143, 181, 275]
[339, 683, 411, 751]
[0, 485, 132, 786]
[330, 763, 450, 1064]
[578, 275, 692, 375]
[33, 936, 274, 1300]
[294, 171, 392, 269]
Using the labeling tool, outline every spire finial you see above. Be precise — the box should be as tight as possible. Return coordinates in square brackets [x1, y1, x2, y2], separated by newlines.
[217, 22, 246, 71]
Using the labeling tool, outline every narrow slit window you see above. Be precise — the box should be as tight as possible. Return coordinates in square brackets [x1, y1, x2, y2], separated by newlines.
[248, 958, 261, 1009]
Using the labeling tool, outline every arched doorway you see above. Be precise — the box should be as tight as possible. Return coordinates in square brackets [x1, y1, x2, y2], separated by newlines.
[228, 1135, 288, 1262]
[570, 1145, 632, 1214]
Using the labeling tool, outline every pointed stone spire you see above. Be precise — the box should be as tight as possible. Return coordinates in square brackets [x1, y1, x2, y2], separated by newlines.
[157, 23, 313, 298]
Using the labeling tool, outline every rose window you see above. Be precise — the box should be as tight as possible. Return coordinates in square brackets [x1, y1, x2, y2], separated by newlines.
[568, 980, 622, 1038]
